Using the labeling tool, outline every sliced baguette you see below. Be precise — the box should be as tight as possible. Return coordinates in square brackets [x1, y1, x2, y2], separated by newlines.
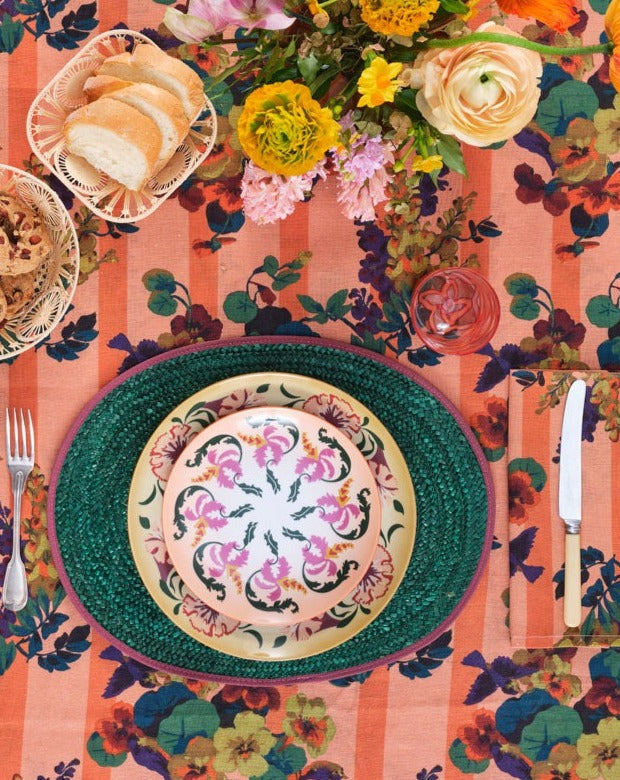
[83, 74, 133, 101]
[96, 44, 205, 121]
[64, 99, 162, 191]
[100, 83, 189, 173]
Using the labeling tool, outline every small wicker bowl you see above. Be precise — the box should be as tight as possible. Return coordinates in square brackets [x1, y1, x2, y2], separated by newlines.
[0, 164, 80, 361]
[26, 29, 217, 224]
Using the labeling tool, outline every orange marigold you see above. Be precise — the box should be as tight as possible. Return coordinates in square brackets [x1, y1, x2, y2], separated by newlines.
[606, 0, 620, 92]
[497, 0, 579, 34]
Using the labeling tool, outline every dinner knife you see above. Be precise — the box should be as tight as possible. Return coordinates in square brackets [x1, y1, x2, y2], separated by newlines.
[558, 378, 586, 628]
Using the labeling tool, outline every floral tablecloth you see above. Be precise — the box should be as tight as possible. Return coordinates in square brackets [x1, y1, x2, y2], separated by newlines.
[0, 2, 619, 780]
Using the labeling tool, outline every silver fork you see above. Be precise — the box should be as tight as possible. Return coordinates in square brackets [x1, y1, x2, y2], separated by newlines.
[2, 409, 34, 612]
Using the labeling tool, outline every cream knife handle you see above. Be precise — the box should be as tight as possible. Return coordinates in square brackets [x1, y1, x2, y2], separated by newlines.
[564, 532, 582, 628]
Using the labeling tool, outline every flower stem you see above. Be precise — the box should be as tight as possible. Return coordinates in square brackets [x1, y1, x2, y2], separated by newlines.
[422, 31, 614, 57]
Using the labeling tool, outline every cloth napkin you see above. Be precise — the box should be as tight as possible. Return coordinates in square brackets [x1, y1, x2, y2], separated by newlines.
[508, 369, 620, 647]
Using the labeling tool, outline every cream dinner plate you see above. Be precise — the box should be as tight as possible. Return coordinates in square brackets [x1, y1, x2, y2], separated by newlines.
[128, 372, 416, 661]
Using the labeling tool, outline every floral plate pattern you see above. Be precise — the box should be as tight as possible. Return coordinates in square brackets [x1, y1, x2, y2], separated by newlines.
[128, 372, 416, 661]
[161, 406, 382, 626]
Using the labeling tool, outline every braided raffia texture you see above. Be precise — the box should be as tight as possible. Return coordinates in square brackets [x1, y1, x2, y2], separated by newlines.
[52, 341, 490, 682]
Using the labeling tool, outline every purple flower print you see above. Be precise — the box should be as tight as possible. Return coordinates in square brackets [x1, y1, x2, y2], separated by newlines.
[198, 445, 243, 489]
[198, 541, 249, 582]
[252, 556, 300, 603]
[241, 422, 296, 469]
[302, 535, 354, 581]
[295, 434, 339, 482]
[149, 423, 194, 481]
[317, 479, 362, 535]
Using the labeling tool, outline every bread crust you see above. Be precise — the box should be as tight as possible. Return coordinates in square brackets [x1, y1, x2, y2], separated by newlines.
[97, 44, 206, 120]
[63, 98, 162, 190]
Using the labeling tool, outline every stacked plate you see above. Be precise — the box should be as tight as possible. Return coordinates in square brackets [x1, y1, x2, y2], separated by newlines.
[128, 372, 416, 662]
[48, 337, 493, 683]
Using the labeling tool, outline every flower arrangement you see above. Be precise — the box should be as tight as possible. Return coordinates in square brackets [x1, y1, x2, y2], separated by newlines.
[163, 0, 620, 226]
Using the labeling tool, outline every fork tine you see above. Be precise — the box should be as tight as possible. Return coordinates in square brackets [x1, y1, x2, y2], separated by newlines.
[5, 408, 10, 459]
[27, 410, 34, 461]
[12, 408, 18, 459]
[20, 410, 27, 460]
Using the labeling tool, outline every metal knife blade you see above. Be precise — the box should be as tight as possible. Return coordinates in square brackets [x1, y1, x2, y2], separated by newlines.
[559, 378, 586, 534]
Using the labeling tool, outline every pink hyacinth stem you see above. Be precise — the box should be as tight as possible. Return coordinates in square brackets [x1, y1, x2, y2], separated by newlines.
[421, 32, 613, 57]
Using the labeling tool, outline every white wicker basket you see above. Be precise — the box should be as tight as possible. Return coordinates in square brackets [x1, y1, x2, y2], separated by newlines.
[0, 164, 80, 360]
[26, 29, 218, 223]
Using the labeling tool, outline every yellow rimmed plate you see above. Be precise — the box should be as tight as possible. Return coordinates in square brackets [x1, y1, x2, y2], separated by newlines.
[128, 372, 416, 661]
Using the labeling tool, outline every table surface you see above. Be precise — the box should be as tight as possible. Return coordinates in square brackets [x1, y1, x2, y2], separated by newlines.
[0, 3, 619, 780]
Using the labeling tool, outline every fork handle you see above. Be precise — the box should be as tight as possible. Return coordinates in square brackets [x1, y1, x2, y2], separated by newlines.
[2, 471, 28, 612]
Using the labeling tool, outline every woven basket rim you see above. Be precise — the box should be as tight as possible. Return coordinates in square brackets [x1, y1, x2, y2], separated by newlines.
[48, 336, 495, 684]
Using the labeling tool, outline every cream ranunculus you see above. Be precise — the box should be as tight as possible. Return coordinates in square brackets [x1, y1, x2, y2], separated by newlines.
[410, 23, 543, 147]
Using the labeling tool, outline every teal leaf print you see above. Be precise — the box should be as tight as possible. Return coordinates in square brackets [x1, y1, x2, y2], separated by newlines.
[519, 706, 583, 761]
[536, 81, 599, 136]
[586, 295, 620, 328]
[0, 13, 24, 53]
[504, 273, 539, 298]
[0, 637, 17, 674]
[264, 738, 307, 776]
[143, 268, 176, 293]
[38, 311, 98, 362]
[510, 294, 540, 320]
[508, 457, 547, 492]
[148, 289, 177, 316]
[448, 739, 489, 774]
[157, 699, 220, 755]
[223, 290, 259, 323]
[86, 733, 127, 767]
[597, 337, 620, 369]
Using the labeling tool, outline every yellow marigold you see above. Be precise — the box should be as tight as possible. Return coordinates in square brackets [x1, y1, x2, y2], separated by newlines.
[359, 0, 440, 37]
[411, 154, 443, 173]
[306, 0, 322, 13]
[358, 57, 404, 108]
[237, 81, 340, 176]
[606, 0, 620, 92]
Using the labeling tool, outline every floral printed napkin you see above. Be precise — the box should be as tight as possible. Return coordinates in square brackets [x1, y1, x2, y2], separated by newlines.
[508, 370, 620, 647]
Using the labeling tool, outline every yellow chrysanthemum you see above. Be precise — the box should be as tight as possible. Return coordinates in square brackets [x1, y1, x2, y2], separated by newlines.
[237, 80, 340, 176]
[359, 0, 441, 37]
[358, 57, 404, 108]
[411, 154, 443, 173]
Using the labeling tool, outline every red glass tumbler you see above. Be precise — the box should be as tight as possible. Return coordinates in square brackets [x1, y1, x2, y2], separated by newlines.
[410, 267, 500, 355]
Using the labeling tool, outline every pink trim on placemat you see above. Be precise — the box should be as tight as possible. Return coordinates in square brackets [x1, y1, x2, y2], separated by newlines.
[47, 336, 496, 685]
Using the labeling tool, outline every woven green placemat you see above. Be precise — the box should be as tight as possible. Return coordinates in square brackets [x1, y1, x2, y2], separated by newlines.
[49, 337, 494, 683]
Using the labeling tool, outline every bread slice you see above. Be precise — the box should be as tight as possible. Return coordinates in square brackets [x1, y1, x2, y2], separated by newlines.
[96, 44, 205, 121]
[83, 74, 133, 101]
[100, 83, 190, 173]
[64, 98, 162, 191]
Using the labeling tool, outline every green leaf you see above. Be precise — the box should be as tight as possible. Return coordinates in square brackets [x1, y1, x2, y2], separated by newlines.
[86, 733, 127, 767]
[298, 52, 319, 83]
[351, 331, 386, 354]
[483, 446, 506, 462]
[223, 291, 258, 323]
[536, 81, 599, 137]
[440, 0, 469, 13]
[272, 271, 300, 291]
[589, 0, 611, 14]
[586, 295, 620, 328]
[448, 739, 489, 774]
[508, 457, 547, 492]
[148, 290, 177, 316]
[157, 699, 220, 755]
[393, 87, 419, 116]
[142, 268, 176, 293]
[435, 133, 466, 176]
[393, 499, 404, 514]
[504, 272, 538, 298]
[298, 294, 325, 315]
[510, 294, 540, 320]
[262, 255, 279, 277]
[519, 707, 583, 761]
[0, 638, 16, 674]
[250, 768, 287, 780]
[139, 516, 150, 529]
[0, 14, 24, 54]
[325, 289, 351, 319]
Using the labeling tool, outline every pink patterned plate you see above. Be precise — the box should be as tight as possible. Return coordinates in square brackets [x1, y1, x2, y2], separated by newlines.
[161, 406, 382, 626]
